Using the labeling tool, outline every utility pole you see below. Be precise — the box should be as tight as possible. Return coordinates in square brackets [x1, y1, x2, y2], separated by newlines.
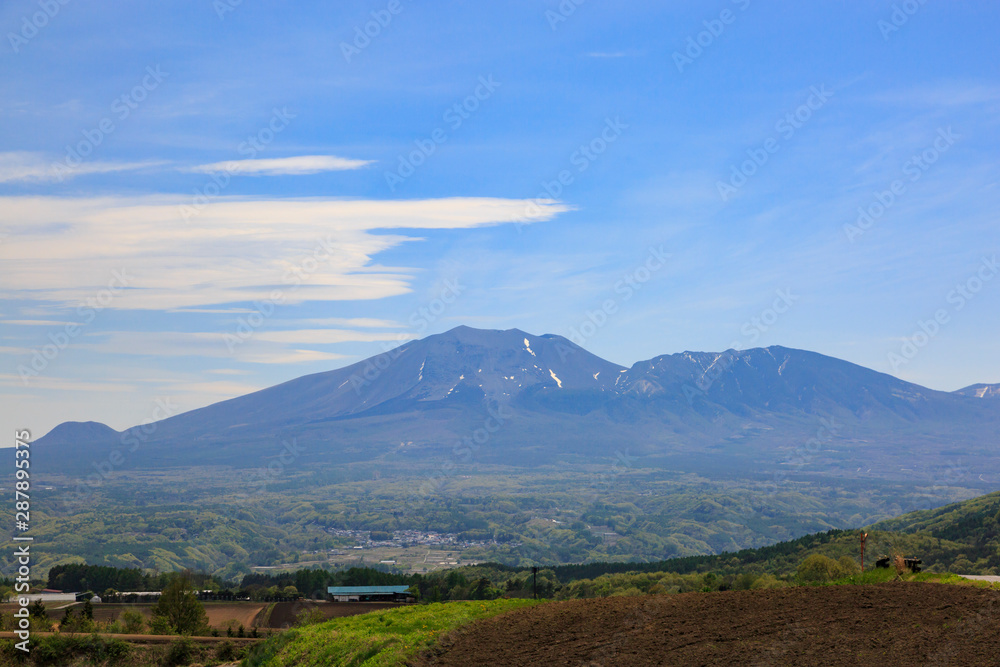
[532, 566, 538, 599]
[860, 531, 868, 571]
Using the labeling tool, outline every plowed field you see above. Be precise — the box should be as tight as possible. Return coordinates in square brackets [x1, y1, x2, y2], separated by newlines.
[420, 583, 1000, 666]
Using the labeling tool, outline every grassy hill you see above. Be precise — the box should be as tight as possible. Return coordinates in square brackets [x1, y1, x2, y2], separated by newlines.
[243, 599, 541, 667]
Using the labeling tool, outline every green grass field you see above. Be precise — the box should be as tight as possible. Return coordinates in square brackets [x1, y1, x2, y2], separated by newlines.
[244, 598, 543, 667]
[825, 568, 1000, 588]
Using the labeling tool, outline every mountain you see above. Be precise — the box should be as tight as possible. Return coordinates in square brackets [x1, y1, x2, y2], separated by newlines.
[39, 420, 120, 446]
[954, 383, 1000, 399]
[34, 327, 1000, 482]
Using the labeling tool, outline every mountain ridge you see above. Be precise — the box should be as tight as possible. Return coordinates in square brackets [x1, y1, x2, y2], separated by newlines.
[954, 383, 1000, 399]
[34, 326, 1000, 482]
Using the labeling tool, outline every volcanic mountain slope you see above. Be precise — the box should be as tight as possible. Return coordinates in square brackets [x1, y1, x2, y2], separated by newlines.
[34, 326, 1000, 478]
[35, 327, 625, 469]
[954, 383, 1000, 399]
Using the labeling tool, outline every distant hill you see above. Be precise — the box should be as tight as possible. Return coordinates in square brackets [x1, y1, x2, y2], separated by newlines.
[38, 420, 119, 446]
[487, 490, 1000, 581]
[34, 326, 1000, 485]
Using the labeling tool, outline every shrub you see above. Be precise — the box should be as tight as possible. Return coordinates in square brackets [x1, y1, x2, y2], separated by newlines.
[796, 554, 842, 583]
[121, 609, 146, 634]
[216, 639, 238, 661]
[163, 638, 195, 666]
[149, 615, 174, 635]
[59, 607, 93, 634]
[838, 556, 861, 576]
[21, 634, 131, 666]
[749, 574, 786, 589]
[295, 607, 326, 627]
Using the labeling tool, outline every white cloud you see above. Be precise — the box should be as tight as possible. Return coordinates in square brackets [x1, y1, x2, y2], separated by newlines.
[0, 152, 165, 183]
[187, 155, 373, 175]
[0, 373, 135, 392]
[0, 195, 568, 311]
[290, 317, 405, 328]
[237, 349, 346, 364]
[4, 319, 78, 326]
[163, 380, 264, 398]
[76, 330, 365, 365]
[166, 307, 257, 314]
[254, 329, 411, 345]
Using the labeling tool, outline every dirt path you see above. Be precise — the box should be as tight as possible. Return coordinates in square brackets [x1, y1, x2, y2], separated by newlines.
[959, 574, 1000, 583]
[419, 583, 1000, 666]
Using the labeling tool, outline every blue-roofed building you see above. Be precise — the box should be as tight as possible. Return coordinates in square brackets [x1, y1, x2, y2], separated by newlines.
[327, 585, 414, 602]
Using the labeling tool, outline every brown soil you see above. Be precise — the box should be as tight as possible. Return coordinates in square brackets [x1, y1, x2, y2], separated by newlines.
[419, 583, 1000, 666]
[203, 602, 266, 629]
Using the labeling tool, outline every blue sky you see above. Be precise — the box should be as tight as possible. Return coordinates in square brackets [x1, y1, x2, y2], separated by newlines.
[2, 0, 999, 438]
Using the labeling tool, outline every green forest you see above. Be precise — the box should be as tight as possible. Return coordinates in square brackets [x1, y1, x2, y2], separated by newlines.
[5, 490, 995, 606]
[2, 463, 988, 581]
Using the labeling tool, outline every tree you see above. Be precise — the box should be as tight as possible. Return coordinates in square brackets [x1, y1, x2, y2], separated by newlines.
[60, 607, 93, 633]
[152, 573, 208, 635]
[796, 554, 841, 583]
[28, 600, 47, 619]
[837, 556, 861, 576]
[121, 609, 145, 634]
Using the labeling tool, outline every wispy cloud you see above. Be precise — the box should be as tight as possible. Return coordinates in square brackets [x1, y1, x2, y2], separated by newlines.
[4, 319, 79, 326]
[0, 195, 568, 311]
[868, 82, 1000, 109]
[254, 329, 413, 345]
[281, 317, 404, 328]
[77, 331, 354, 362]
[0, 373, 136, 393]
[237, 350, 346, 364]
[186, 155, 373, 175]
[0, 152, 165, 183]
